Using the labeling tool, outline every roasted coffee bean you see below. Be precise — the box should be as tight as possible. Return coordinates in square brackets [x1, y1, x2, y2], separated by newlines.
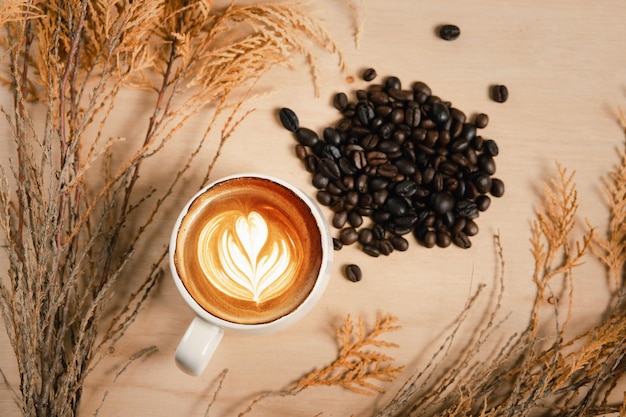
[279, 107, 299, 132]
[316, 190, 332, 206]
[484, 139, 499, 156]
[339, 227, 359, 245]
[404, 104, 421, 127]
[378, 140, 401, 155]
[420, 230, 436, 248]
[370, 177, 390, 191]
[372, 223, 386, 240]
[295, 144, 308, 160]
[475, 113, 489, 129]
[318, 144, 341, 160]
[333, 237, 343, 250]
[361, 133, 379, 150]
[345, 264, 362, 282]
[323, 127, 342, 146]
[391, 235, 409, 251]
[339, 157, 357, 175]
[464, 219, 479, 236]
[333, 92, 348, 110]
[362, 244, 381, 257]
[473, 173, 492, 194]
[384, 76, 401, 91]
[358, 228, 374, 245]
[304, 154, 318, 172]
[429, 101, 450, 125]
[356, 102, 375, 125]
[388, 88, 414, 102]
[452, 232, 471, 249]
[455, 200, 479, 219]
[366, 151, 388, 165]
[478, 154, 496, 175]
[384, 196, 410, 217]
[312, 172, 329, 189]
[476, 195, 491, 211]
[395, 180, 418, 198]
[438, 24, 461, 41]
[436, 231, 452, 248]
[348, 211, 363, 227]
[432, 192, 455, 214]
[295, 127, 320, 147]
[490, 178, 505, 197]
[491, 84, 509, 103]
[318, 157, 341, 179]
[378, 163, 399, 178]
[378, 239, 394, 256]
[372, 191, 390, 208]
[333, 211, 348, 229]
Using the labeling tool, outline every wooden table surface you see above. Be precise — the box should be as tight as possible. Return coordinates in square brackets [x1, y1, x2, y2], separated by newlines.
[2, 1, 626, 415]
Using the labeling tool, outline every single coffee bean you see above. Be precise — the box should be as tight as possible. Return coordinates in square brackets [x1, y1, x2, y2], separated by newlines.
[473, 173, 492, 194]
[476, 194, 491, 211]
[422, 230, 437, 248]
[295, 144, 308, 160]
[358, 228, 374, 245]
[436, 231, 452, 248]
[455, 200, 479, 219]
[333, 92, 348, 111]
[378, 239, 394, 256]
[279, 107, 299, 132]
[318, 157, 341, 179]
[362, 68, 377, 82]
[312, 171, 329, 189]
[345, 264, 363, 282]
[348, 211, 363, 227]
[391, 235, 409, 251]
[384, 76, 401, 91]
[333, 237, 343, 250]
[339, 227, 359, 245]
[362, 244, 381, 257]
[491, 84, 509, 103]
[429, 101, 450, 125]
[333, 211, 348, 229]
[490, 178, 505, 197]
[295, 127, 320, 147]
[478, 154, 496, 175]
[438, 24, 461, 41]
[464, 219, 479, 236]
[316, 190, 332, 206]
[432, 192, 455, 214]
[484, 139, 499, 156]
[323, 127, 342, 146]
[452, 232, 472, 249]
[474, 113, 489, 129]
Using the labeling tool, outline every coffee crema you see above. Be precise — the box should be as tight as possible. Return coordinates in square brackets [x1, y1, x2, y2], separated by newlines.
[174, 177, 323, 325]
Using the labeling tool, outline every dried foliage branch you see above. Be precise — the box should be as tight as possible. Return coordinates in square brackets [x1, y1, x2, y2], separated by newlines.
[375, 159, 625, 416]
[0, 1, 350, 416]
[238, 313, 404, 416]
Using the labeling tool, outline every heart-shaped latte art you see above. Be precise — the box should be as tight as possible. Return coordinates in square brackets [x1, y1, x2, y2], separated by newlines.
[197, 211, 296, 303]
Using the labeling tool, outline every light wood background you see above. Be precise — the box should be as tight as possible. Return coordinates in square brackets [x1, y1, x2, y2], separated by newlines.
[2, 0, 626, 415]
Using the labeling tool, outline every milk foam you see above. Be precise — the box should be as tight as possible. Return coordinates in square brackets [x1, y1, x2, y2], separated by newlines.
[196, 210, 296, 303]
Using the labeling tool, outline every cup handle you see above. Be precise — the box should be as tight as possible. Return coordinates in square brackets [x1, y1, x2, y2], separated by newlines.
[175, 317, 224, 376]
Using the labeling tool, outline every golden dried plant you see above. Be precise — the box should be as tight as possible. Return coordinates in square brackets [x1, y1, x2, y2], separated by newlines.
[0, 1, 353, 416]
[237, 313, 404, 416]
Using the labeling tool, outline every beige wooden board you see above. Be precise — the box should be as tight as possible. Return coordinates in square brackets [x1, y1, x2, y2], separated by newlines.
[2, 0, 626, 415]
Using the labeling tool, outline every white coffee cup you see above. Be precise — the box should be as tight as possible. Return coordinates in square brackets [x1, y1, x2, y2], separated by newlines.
[170, 174, 332, 375]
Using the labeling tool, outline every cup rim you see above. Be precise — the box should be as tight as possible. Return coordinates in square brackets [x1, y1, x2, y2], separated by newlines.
[169, 173, 333, 332]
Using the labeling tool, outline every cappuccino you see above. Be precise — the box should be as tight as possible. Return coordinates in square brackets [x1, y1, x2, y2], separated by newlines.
[173, 176, 323, 324]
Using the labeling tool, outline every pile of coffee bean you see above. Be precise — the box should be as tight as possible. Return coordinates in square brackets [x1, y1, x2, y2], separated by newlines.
[279, 72, 504, 257]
